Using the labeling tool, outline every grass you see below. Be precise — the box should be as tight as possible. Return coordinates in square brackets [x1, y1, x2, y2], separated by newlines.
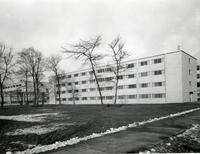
[0, 103, 200, 153]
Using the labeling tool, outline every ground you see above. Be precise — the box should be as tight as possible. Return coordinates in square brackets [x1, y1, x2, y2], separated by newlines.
[0, 103, 200, 154]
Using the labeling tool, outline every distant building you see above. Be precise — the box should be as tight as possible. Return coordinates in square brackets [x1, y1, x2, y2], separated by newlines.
[3, 80, 49, 105]
[197, 61, 200, 101]
[50, 50, 198, 104]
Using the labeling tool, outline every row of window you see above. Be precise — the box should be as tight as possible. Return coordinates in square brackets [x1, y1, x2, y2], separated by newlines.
[61, 70, 164, 87]
[59, 93, 166, 101]
[66, 64, 199, 79]
[4, 84, 22, 89]
[65, 58, 163, 78]
[64, 82, 165, 94]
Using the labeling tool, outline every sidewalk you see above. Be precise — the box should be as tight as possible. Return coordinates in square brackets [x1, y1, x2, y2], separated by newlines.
[47, 110, 200, 154]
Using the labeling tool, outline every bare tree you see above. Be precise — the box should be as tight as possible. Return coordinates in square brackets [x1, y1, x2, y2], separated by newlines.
[62, 35, 104, 105]
[0, 43, 15, 108]
[108, 36, 129, 104]
[17, 50, 31, 105]
[21, 47, 45, 105]
[46, 55, 62, 105]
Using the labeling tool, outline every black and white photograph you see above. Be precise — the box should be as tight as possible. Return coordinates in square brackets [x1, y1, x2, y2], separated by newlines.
[0, 0, 200, 153]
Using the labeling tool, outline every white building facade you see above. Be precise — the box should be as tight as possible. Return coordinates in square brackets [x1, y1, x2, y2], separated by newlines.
[3, 80, 49, 105]
[53, 51, 198, 104]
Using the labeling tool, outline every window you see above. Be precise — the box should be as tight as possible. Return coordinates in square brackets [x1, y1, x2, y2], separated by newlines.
[152, 93, 166, 98]
[74, 73, 78, 77]
[105, 77, 114, 81]
[105, 86, 113, 90]
[61, 83, 65, 87]
[106, 67, 112, 72]
[81, 72, 86, 76]
[98, 78, 104, 82]
[127, 63, 134, 68]
[61, 76, 65, 80]
[140, 83, 149, 88]
[128, 95, 137, 99]
[118, 75, 123, 80]
[189, 69, 191, 75]
[117, 85, 124, 89]
[75, 89, 79, 93]
[62, 98, 66, 101]
[128, 84, 136, 89]
[82, 89, 87, 92]
[68, 83, 71, 86]
[139, 94, 151, 99]
[75, 97, 79, 101]
[118, 95, 126, 99]
[68, 90, 72, 93]
[189, 81, 192, 86]
[68, 98, 72, 101]
[153, 58, 162, 64]
[82, 97, 87, 100]
[197, 65, 200, 70]
[197, 74, 200, 79]
[82, 80, 87, 84]
[197, 82, 200, 87]
[90, 97, 96, 100]
[153, 82, 164, 87]
[140, 72, 148, 77]
[90, 79, 95, 83]
[100, 87, 105, 91]
[140, 61, 148, 66]
[61, 91, 66, 94]
[153, 70, 163, 75]
[128, 74, 135, 78]
[189, 58, 191, 64]
[68, 75, 71, 78]
[75, 82, 78, 85]
[106, 96, 114, 100]
[90, 88, 96, 91]
[97, 69, 104, 73]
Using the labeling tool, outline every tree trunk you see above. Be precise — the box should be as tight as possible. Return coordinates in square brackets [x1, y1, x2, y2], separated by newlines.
[25, 72, 29, 105]
[89, 59, 104, 105]
[42, 92, 45, 105]
[0, 74, 4, 109]
[36, 78, 39, 105]
[55, 72, 61, 105]
[114, 78, 119, 104]
[32, 74, 37, 105]
[19, 92, 23, 106]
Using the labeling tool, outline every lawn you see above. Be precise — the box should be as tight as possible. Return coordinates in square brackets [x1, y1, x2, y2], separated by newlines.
[0, 103, 200, 153]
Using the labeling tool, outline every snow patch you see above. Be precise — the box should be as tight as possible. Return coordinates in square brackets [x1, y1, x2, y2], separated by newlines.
[13, 107, 200, 154]
[0, 113, 60, 122]
[6, 123, 76, 135]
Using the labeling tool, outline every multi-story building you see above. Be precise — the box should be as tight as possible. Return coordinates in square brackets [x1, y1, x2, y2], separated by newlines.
[197, 61, 200, 101]
[3, 80, 49, 105]
[51, 50, 198, 104]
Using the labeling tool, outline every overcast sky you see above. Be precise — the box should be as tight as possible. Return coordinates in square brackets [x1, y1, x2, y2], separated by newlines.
[0, 0, 200, 71]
